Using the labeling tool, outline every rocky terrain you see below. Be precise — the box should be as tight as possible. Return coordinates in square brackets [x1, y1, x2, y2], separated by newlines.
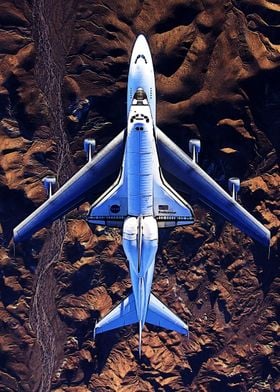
[0, 0, 279, 391]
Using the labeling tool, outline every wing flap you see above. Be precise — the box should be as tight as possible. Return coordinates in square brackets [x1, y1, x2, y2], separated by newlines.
[156, 128, 270, 247]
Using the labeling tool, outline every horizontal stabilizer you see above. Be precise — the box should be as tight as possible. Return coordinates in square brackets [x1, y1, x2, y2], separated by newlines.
[94, 293, 138, 335]
[146, 293, 188, 335]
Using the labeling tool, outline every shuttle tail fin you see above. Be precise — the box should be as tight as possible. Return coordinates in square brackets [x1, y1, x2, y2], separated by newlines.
[94, 293, 138, 336]
[146, 293, 188, 335]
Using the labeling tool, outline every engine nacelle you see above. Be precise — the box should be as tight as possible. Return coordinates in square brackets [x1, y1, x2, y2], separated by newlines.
[189, 139, 201, 163]
[84, 138, 96, 161]
[228, 177, 240, 201]
[42, 176, 56, 198]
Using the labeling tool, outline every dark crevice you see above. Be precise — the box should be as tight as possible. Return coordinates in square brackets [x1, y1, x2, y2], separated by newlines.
[240, 69, 280, 158]
[154, 4, 199, 34]
[182, 348, 215, 385]
[105, 23, 120, 33]
[156, 50, 187, 77]
[108, 47, 127, 57]
[95, 331, 120, 372]
[3, 75, 37, 139]
[236, 1, 280, 26]
[0, 186, 35, 245]
[217, 298, 231, 323]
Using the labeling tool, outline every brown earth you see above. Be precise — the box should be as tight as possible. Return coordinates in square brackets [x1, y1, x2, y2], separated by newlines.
[0, 0, 279, 391]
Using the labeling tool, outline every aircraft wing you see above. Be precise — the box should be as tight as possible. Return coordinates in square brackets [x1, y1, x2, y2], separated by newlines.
[156, 128, 270, 247]
[13, 131, 125, 242]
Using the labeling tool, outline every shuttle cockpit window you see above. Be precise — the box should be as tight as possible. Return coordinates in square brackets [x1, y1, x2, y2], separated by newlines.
[132, 88, 149, 107]
[135, 54, 147, 64]
[134, 88, 147, 101]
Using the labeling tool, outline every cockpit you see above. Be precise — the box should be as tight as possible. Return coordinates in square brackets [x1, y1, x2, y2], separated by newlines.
[129, 89, 151, 124]
[132, 88, 148, 105]
[134, 88, 147, 101]
[134, 54, 148, 64]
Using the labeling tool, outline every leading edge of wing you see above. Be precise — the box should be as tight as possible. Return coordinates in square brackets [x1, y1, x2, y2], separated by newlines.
[13, 131, 125, 242]
[156, 128, 270, 247]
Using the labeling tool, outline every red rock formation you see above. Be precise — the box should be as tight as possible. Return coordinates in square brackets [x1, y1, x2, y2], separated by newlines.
[0, 0, 279, 391]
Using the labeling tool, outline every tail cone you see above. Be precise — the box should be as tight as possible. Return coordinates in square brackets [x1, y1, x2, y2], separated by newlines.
[139, 321, 142, 359]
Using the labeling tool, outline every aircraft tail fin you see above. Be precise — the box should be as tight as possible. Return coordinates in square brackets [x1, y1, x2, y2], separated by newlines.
[146, 293, 188, 335]
[94, 292, 138, 336]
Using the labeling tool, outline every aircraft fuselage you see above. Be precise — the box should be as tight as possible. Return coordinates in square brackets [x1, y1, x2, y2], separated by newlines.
[124, 35, 159, 328]
[89, 35, 192, 353]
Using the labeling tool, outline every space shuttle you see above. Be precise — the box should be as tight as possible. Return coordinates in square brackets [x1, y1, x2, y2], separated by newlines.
[13, 35, 270, 358]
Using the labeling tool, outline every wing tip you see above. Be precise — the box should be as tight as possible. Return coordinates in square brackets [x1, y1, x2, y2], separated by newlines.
[13, 228, 20, 243]
[259, 228, 271, 249]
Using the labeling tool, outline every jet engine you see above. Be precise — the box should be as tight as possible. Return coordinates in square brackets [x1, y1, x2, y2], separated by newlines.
[42, 176, 56, 198]
[84, 138, 96, 161]
[189, 139, 201, 163]
[228, 177, 240, 201]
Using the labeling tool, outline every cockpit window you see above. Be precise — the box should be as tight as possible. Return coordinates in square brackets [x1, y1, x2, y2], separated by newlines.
[131, 88, 149, 108]
[134, 88, 147, 101]
[135, 54, 147, 64]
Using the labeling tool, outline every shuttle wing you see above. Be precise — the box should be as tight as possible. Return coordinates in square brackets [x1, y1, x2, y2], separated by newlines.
[13, 131, 125, 242]
[156, 128, 270, 247]
[153, 173, 194, 227]
[87, 173, 128, 227]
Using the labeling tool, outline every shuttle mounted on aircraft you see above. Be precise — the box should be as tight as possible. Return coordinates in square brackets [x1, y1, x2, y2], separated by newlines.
[13, 35, 270, 357]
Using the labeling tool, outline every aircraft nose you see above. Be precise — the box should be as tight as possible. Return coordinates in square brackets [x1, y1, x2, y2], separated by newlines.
[135, 34, 148, 45]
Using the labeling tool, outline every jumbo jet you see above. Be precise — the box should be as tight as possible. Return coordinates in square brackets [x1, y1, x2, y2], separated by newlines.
[13, 35, 270, 357]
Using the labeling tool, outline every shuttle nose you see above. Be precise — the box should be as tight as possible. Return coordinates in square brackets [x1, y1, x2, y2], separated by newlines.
[127, 34, 155, 122]
[131, 34, 151, 60]
[134, 34, 148, 48]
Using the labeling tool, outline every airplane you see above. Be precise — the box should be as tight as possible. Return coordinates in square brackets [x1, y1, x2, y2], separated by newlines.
[13, 34, 270, 358]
